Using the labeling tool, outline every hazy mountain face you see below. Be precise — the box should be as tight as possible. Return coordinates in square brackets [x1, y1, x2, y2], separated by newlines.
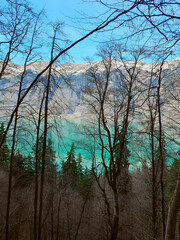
[0, 58, 179, 121]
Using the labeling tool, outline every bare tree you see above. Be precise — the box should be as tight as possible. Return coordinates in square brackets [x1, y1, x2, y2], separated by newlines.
[165, 179, 180, 240]
[81, 45, 144, 240]
[33, 90, 45, 240]
[4, 11, 43, 240]
[37, 22, 65, 240]
[0, 0, 35, 79]
[157, 59, 167, 240]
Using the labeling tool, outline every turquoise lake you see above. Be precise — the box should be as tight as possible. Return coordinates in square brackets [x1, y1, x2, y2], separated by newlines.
[4, 116, 180, 168]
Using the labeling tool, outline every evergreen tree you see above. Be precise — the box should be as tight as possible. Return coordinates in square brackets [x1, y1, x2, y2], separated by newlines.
[62, 144, 92, 195]
[62, 143, 79, 185]
[32, 136, 57, 175]
[0, 123, 10, 166]
[80, 166, 92, 196]
[13, 150, 34, 186]
[45, 138, 57, 174]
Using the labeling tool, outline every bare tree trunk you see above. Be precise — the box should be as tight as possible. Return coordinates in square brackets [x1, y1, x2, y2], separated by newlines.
[110, 188, 119, 240]
[150, 117, 158, 240]
[38, 28, 55, 239]
[165, 179, 180, 240]
[148, 73, 158, 240]
[5, 25, 37, 237]
[67, 205, 71, 240]
[74, 185, 91, 240]
[110, 216, 119, 240]
[51, 206, 54, 240]
[56, 195, 61, 240]
[37, 70, 50, 240]
[50, 186, 55, 240]
[34, 92, 45, 240]
[5, 116, 17, 240]
[157, 61, 166, 239]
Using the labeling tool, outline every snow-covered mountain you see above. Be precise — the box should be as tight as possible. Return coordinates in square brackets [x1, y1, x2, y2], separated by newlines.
[0, 58, 180, 122]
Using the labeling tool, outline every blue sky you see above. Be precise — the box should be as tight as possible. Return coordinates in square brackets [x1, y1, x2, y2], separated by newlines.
[30, 0, 179, 63]
[1, 0, 179, 64]
[30, 0, 150, 63]
[30, 0, 107, 63]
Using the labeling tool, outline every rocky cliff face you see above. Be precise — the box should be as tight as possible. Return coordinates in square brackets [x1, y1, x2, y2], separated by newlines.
[0, 58, 180, 122]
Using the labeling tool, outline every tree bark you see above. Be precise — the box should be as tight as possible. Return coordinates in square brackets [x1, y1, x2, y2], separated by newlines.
[110, 215, 119, 240]
[165, 179, 180, 240]
[34, 92, 44, 240]
[157, 61, 166, 240]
